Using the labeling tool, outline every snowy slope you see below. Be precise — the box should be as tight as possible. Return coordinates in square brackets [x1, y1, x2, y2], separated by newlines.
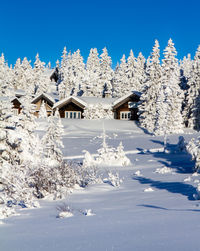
[0, 120, 200, 251]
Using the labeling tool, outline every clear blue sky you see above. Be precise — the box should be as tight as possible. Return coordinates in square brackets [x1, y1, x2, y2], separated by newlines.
[0, 0, 199, 67]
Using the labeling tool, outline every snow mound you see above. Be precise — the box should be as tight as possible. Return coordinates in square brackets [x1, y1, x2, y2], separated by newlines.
[144, 187, 154, 192]
[58, 211, 73, 218]
[82, 209, 95, 216]
[184, 176, 191, 182]
[155, 167, 173, 174]
[134, 170, 142, 176]
[0, 205, 18, 220]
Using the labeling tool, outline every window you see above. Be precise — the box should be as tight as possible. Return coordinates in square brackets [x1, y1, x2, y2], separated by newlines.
[65, 111, 81, 119]
[13, 108, 18, 115]
[120, 111, 131, 120]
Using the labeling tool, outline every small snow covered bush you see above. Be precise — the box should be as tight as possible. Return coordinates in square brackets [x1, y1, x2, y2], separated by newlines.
[193, 183, 200, 200]
[79, 156, 103, 187]
[56, 203, 73, 218]
[104, 172, 122, 187]
[176, 136, 187, 152]
[155, 166, 173, 174]
[83, 130, 131, 168]
[186, 137, 200, 171]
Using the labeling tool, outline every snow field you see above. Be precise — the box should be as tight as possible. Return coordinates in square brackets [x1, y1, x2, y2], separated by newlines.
[1, 119, 200, 251]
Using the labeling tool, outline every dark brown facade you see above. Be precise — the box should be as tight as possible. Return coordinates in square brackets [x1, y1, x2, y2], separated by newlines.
[114, 94, 140, 121]
[12, 98, 22, 114]
[59, 102, 84, 118]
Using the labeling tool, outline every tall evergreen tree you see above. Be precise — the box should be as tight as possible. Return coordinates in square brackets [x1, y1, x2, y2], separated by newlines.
[134, 52, 147, 91]
[154, 39, 184, 135]
[85, 48, 101, 96]
[34, 54, 50, 94]
[138, 40, 162, 133]
[184, 46, 200, 129]
[99, 48, 113, 97]
[113, 55, 128, 97]
[126, 50, 137, 93]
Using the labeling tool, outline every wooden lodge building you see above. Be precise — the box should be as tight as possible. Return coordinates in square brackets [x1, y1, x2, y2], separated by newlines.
[53, 91, 141, 121]
[2, 89, 141, 121]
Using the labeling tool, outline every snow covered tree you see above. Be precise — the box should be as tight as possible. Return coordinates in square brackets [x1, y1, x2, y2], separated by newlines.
[138, 40, 162, 133]
[34, 54, 50, 94]
[12, 58, 34, 94]
[154, 39, 184, 135]
[85, 48, 101, 96]
[0, 54, 13, 95]
[183, 46, 200, 129]
[42, 116, 64, 164]
[99, 48, 113, 97]
[134, 52, 147, 91]
[38, 100, 47, 118]
[113, 55, 128, 97]
[70, 49, 86, 96]
[59, 48, 86, 97]
[187, 137, 200, 171]
[0, 97, 38, 216]
[54, 108, 60, 118]
[126, 50, 137, 93]
[180, 54, 193, 91]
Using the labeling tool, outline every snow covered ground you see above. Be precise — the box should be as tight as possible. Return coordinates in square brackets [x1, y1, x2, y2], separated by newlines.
[1, 120, 200, 251]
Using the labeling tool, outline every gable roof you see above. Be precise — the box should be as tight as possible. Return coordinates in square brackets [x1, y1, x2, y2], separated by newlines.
[53, 96, 87, 110]
[32, 93, 55, 106]
[79, 96, 117, 109]
[113, 91, 141, 109]
[0, 96, 21, 103]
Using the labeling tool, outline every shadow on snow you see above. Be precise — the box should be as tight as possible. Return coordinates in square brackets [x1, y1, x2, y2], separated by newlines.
[134, 176, 196, 201]
[137, 204, 200, 212]
[136, 139, 194, 174]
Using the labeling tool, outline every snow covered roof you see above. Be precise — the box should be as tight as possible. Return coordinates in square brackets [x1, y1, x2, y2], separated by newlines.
[32, 93, 55, 105]
[53, 93, 141, 110]
[113, 91, 141, 108]
[53, 96, 87, 109]
[15, 89, 26, 98]
[80, 97, 117, 109]
[43, 68, 56, 78]
[0, 96, 21, 103]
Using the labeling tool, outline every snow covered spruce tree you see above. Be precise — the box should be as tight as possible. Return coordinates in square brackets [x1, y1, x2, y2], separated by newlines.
[12, 57, 36, 94]
[126, 50, 137, 93]
[85, 48, 101, 96]
[180, 54, 193, 91]
[154, 39, 184, 135]
[134, 52, 147, 91]
[183, 46, 200, 129]
[58, 47, 71, 97]
[34, 115, 77, 198]
[59, 48, 86, 97]
[138, 40, 162, 133]
[0, 54, 13, 96]
[38, 100, 47, 119]
[0, 97, 38, 218]
[113, 55, 128, 97]
[33, 54, 50, 94]
[99, 48, 113, 98]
